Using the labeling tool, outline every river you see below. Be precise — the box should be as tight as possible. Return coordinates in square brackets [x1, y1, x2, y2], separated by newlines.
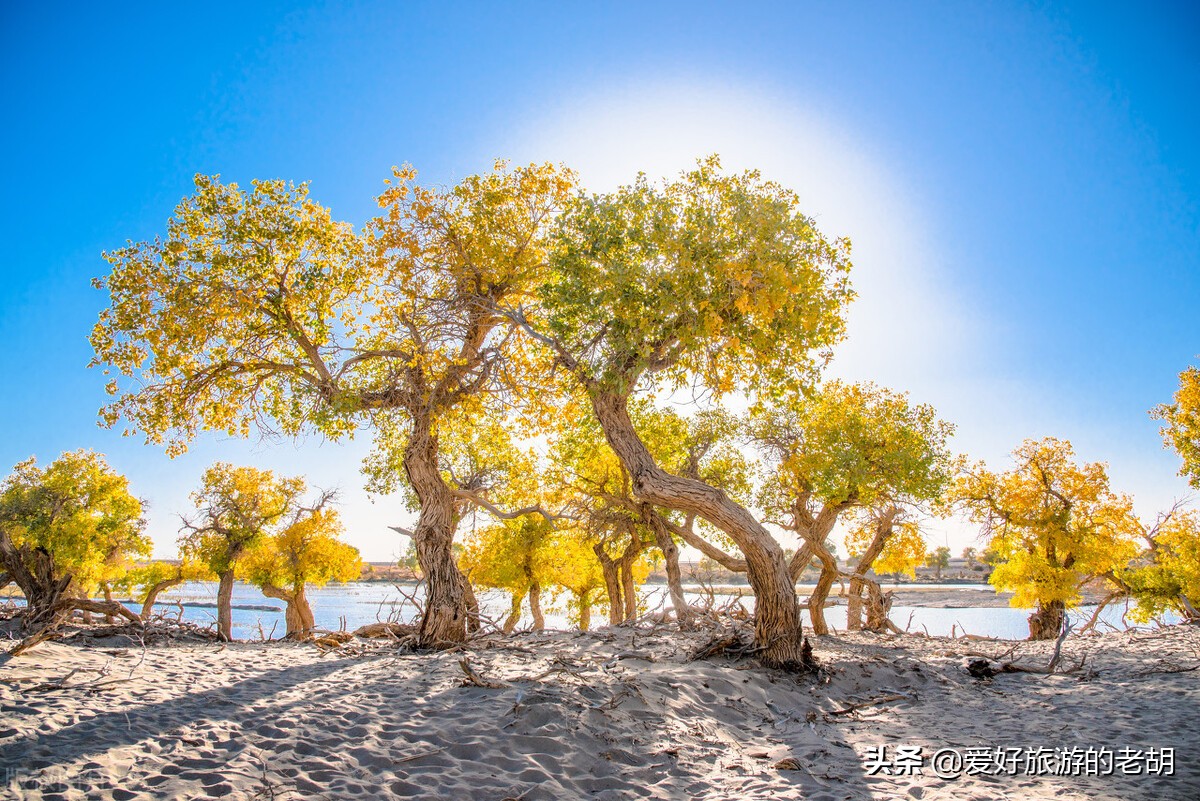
[138, 581, 1168, 641]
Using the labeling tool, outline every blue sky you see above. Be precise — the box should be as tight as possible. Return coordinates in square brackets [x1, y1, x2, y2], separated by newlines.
[1, 1, 1197, 559]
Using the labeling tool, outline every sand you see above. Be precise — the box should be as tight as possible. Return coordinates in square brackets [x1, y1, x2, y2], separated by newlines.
[1, 622, 1196, 800]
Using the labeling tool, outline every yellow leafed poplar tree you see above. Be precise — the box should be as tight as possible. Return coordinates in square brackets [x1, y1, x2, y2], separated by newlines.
[91, 163, 574, 647]
[521, 157, 855, 667]
[949, 437, 1141, 639]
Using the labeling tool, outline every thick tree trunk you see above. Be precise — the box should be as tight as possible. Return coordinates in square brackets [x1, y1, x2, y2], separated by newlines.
[529, 582, 545, 631]
[804, 538, 839, 635]
[503, 590, 525, 634]
[1028, 600, 1066, 640]
[141, 578, 184, 619]
[590, 391, 810, 669]
[261, 583, 316, 639]
[0, 529, 73, 632]
[404, 412, 470, 646]
[216, 570, 235, 642]
[647, 509, 694, 628]
[845, 517, 893, 631]
[863, 581, 895, 633]
[594, 543, 624, 625]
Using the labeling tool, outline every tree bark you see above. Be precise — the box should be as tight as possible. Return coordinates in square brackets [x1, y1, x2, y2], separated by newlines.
[141, 578, 185, 619]
[804, 538, 839, 635]
[594, 544, 624, 625]
[529, 581, 545, 631]
[261, 582, 316, 639]
[618, 532, 641, 623]
[647, 508, 694, 628]
[1028, 600, 1066, 640]
[101, 582, 116, 624]
[404, 411, 470, 646]
[503, 590, 525, 634]
[863, 581, 896, 633]
[578, 591, 592, 632]
[0, 528, 73, 632]
[216, 570, 235, 641]
[590, 391, 810, 668]
[845, 517, 893, 631]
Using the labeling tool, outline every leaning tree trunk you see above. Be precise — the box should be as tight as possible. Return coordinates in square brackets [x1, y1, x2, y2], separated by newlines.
[404, 412, 471, 647]
[1028, 600, 1067, 640]
[216, 570, 235, 642]
[594, 544, 624, 625]
[529, 581, 546, 632]
[503, 590, 526, 634]
[647, 509, 694, 628]
[803, 538, 839, 636]
[141, 578, 185, 619]
[591, 391, 811, 669]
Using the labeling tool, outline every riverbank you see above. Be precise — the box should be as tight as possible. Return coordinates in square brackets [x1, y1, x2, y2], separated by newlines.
[1, 620, 1195, 800]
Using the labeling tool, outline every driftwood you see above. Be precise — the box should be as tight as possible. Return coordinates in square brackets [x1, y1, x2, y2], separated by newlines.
[458, 656, 508, 688]
[353, 622, 417, 640]
[829, 692, 912, 716]
[966, 622, 1088, 677]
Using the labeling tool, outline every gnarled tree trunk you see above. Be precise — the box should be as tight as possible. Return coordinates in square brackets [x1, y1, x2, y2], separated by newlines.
[261, 582, 316, 639]
[594, 543, 624, 625]
[1028, 600, 1066, 640]
[845, 515, 894, 632]
[647, 508, 694, 628]
[591, 391, 810, 669]
[404, 413, 470, 646]
[141, 577, 185, 619]
[503, 590, 525, 634]
[0, 529, 73, 633]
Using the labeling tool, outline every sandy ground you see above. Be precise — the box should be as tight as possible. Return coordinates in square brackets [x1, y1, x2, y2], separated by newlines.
[1, 622, 1196, 801]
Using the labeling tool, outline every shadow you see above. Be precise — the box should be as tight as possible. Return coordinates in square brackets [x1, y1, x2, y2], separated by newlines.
[3, 649, 356, 771]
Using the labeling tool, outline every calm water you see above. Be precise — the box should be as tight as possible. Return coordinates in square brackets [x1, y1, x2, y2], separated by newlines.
[142, 581, 1169, 641]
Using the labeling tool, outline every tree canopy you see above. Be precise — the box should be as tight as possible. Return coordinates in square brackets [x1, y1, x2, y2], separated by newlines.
[949, 437, 1141, 639]
[1152, 365, 1200, 490]
[0, 450, 147, 631]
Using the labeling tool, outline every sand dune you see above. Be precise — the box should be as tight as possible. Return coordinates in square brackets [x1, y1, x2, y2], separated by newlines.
[1, 624, 1196, 800]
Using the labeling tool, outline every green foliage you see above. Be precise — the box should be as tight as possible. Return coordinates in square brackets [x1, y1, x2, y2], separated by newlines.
[925, 546, 951, 569]
[538, 156, 854, 398]
[1152, 366, 1200, 490]
[753, 380, 955, 517]
[117, 558, 213, 599]
[0, 450, 149, 592]
[1121, 509, 1200, 622]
